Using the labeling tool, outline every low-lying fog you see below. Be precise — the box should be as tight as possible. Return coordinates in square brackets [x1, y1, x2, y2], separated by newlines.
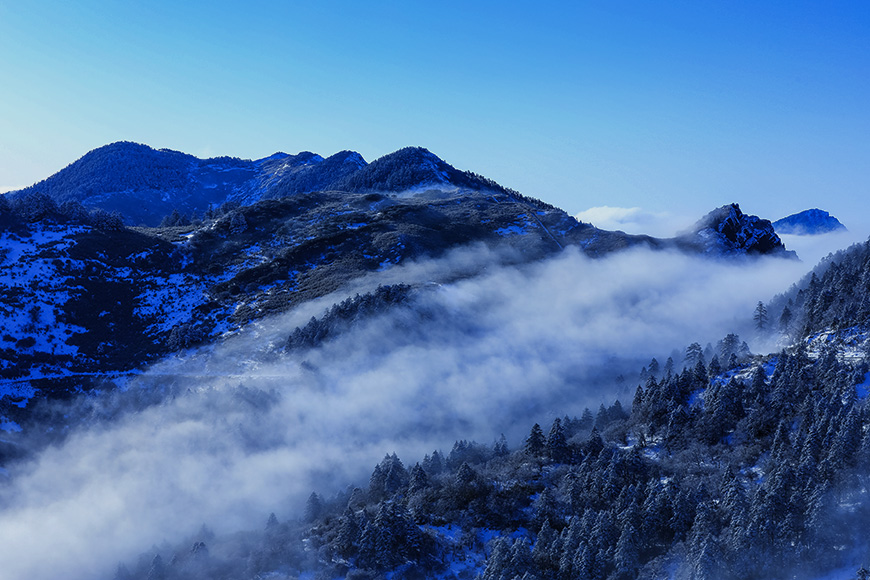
[0, 242, 833, 579]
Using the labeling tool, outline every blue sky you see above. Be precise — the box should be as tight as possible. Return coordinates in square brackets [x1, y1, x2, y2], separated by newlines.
[1, 1, 868, 233]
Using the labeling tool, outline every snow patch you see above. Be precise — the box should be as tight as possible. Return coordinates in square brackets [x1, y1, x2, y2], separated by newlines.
[0, 418, 22, 432]
[135, 274, 210, 334]
[495, 224, 528, 236]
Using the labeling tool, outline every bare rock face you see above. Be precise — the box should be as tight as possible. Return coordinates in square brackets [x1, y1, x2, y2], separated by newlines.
[677, 203, 796, 258]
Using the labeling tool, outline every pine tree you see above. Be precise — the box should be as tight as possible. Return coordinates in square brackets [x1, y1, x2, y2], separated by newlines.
[754, 301, 769, 331]
[692, 533, 724, 580]
[113, 563, 132, 580]
[579, 408, 595, 430]
[335, 506, 360, 558]
[664, 356, 675, 378]
[147, 554, 166, 580]
[546, 418, 568, 463]
[525, 423, 546, 457]
[304, 492, 323, 522]
[408, 463, 429, 494]
[708, 354, 722, 378]
[613, 524, 640, 580]
[533, 488, 559, 531]
[482, 537, 513, 580]
[383, 453, 409, 495]
[632, 384, 645, 414]
[532, 519, 558, 573]
[685, 342, 704, 367]
[779, 304, 793, 333]
[494, 433, 510, 457]
[422, 450, 443, 475]
[648, 357, 661, 377]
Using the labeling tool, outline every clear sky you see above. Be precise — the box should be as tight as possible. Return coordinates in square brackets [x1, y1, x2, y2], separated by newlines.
[1, 1, 868, 234]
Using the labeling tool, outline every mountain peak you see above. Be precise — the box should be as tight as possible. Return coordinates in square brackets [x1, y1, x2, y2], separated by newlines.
[325, 150, 367, 168]
[326, 147, 461, 193]
[679, 203, 795, 257]
[773, 208, 847, 235]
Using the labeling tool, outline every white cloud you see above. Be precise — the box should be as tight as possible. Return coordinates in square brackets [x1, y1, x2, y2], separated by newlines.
[574, 205, 694, 238]
[778, 226, 870, 267]
[0, 244, 815, 580]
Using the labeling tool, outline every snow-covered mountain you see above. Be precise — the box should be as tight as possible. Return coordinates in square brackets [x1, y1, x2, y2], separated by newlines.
[8, 143, 531, 226]
[6, 144, 797, 262]
[7, 142, 368, 226]
[773, 208, 847, 235]
[0, 146, 798, 426]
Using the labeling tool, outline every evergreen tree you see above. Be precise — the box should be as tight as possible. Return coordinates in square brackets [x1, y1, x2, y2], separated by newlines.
[648, 357, 661, 377]
[532, 519, 558, 574]
[494, 433, 510, 457]
[525, 423, 546, 457]
[482, 537, 512, 580]
[708, 354, 722, 378]
[533, 488, 559, 531]
[579, 408, 595, 430]
[546, 418, 568, 463]
[408, 463, 430, 494]
[422, 450, 444, 475]
[113, 563, 132, 580]
[304, 491, 323, 523]
[754, 301, 769, 331]
[685, 342, 704, 368]
[613, 524, 640, 580]
[779, 304, 793, 333]
[147, 554, 165, 580]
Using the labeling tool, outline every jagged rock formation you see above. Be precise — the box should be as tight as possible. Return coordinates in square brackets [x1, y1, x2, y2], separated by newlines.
[675, 203, 796, 258]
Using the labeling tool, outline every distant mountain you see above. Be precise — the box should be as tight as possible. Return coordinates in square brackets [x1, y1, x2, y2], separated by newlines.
[9, 143, 534, 226]
[675, 203, 796, 258]
[10, 142, 276, 226]
[773, 208, 847, 235]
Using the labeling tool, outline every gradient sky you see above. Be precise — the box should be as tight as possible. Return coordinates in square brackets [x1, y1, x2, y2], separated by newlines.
[1, 1, 868, 233]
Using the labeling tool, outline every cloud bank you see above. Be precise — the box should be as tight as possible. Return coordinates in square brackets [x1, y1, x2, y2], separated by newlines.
[0, 244, 815, 580]
[574, 205, 694, 238]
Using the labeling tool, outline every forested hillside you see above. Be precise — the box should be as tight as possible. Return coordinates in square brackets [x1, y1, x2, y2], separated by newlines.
[109, 331, 870, 580]
[106, 239, 870, 580]
[769, 239, 870, 339]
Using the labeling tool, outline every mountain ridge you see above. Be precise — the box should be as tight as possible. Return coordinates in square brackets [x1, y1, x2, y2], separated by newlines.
[8, 142, 536, 226]
[0, 143, 795, 414]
